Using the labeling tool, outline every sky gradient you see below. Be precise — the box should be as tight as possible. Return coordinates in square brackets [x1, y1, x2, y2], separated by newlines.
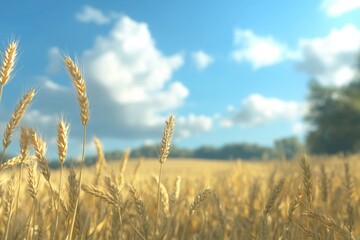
[1, 0, 360, 158]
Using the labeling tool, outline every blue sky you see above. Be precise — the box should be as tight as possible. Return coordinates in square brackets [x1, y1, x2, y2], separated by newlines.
[1, 0, 360, 158]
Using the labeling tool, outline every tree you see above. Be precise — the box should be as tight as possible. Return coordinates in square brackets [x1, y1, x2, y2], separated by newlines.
[305, 73, 360, 154]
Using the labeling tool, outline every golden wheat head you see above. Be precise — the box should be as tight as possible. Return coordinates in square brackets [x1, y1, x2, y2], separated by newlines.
[64, 56, 89, 126]
[159, 115, 175, 164]
[29, 128, 50, 181]
[189, 187, 212, 216]
[19, 126, 30, 162]
[2, 88, 35, 150]
[0, 41, 18, 86]
[57, 118, 70, 165]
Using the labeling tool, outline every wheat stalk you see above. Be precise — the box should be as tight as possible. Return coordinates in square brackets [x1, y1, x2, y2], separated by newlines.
[26, 161, 38, 199]
[171, 176, 181, 206]
[94, 137, 106, 185]
[57, 118, 69, 165]
[156, 115, 175, 234]
[65, 55, 89, 240]
[320, 164, 328, 203]
[29, 129, 50, 182]
[287, 186, 302, 224]
[129, 185, 149, 239]
[20, 126, 30, 162]
[303, 211, 355, 239]
[260, 178, 285, 240]
[0, 155, 35, 172]
[132, 158, 142, 183]
[159, 115, 175, 164]
[182, 187, 212, 240]
[4, 175, 16, 240]
[263, 178, 285, 217]
[120, 148, 130, 176]
[1, 88, 35, 164]
[67, 168, 80, 238]
[82, 184, 117, 206]
[104, 175, 123, 238]
[54, 118, 70, 239]
[299, 153, 312, 210]
[160, 182, 169, 217]
[344, 162, 354, 234]
[13, 126, 31, 234]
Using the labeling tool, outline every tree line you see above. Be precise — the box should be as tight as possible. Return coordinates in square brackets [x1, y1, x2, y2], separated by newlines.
[305, 56, 360, 154]
[48, 136, 301, 168]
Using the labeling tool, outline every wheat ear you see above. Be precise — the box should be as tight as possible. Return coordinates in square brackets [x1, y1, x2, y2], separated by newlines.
[299, 153, 312, 210]
[132, 158, 142, 183]
[303, 211, 355, 240]
[94, 137, 106, 185]
[29, 128, 56, 222]
[0, 41, 18, 102]
[64, 56, 89, 126]
[120, 148, 130, 176]
[1, 88, 35, 164]
[129, 185, 149, 239]
[320, 164, 328, 203]
[171, 176, 181, 206]
[29, 129, 51, 182]
[263, 178, 285, 217]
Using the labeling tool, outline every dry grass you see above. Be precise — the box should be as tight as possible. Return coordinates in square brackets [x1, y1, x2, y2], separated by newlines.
[1, 40, 360, 240]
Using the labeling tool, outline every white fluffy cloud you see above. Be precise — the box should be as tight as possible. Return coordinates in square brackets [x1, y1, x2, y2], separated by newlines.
[321, 0, 360, 16]
[76, 5, 112, 25]
[192, 50, 214, 70]
[292, 122, 309, 134]
[27, 16, 212, 143]
[177, 114, 212, 138]
[221, 94, 304, 127]
[296, 25, 360, 86]
[231, 29, 298, 69]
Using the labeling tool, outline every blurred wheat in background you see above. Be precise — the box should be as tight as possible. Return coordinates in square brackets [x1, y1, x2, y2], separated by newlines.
[0, 40, 359, 240]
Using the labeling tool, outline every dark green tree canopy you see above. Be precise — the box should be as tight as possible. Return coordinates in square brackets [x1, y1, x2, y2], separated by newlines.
[306, 68, 360, 154]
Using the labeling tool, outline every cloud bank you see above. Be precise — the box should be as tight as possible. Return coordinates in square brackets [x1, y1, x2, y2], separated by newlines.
[26, 15, 213, 144]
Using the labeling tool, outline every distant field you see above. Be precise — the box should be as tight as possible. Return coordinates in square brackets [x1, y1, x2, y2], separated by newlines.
[112, 158, 236, 176]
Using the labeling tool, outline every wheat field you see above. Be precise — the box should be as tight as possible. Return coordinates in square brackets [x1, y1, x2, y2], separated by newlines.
[0, 41, 360, 240]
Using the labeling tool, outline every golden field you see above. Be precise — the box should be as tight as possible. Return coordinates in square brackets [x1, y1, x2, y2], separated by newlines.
[1, 155, 360, 239]
[0, 41, 360, 240]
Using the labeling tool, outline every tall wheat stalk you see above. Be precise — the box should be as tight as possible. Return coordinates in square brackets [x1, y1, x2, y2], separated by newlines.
[4, 175, 15, 240]
[155, 115, 175, 234]
[54, 118, 69, 238]
[94, 137, 106, 185]
[13, 126, 30, 232]
[181, 187, 212, 240]
[29, 128, 55, 211]
[65, 55, 89, 240]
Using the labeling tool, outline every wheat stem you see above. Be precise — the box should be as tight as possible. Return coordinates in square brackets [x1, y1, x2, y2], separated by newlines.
[69, 125, 86, 239]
